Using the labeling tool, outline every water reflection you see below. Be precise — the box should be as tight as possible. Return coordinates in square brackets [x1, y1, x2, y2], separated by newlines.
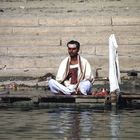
[110, 114, 120, 140]
[0, 108, 140, 140]
[63, 110, 93, 140]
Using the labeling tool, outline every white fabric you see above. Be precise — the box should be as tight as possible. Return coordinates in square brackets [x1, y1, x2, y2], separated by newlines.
[68, 44, 77, 48]
[78, 80, 92, 95]
[49, 79, 92, 95]
[56, 55, 94, 85]
[70, 64, 79, 69]
[48, 55, 94, 95]
[49, 79, 73, 95]
[109, 34, 121, 93]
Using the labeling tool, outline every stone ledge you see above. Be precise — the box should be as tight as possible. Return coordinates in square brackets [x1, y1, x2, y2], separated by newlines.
[0, 35, 60, 46]
[39, 16, 111, 26]
[112, 16, 140, 25]
[0, 17, 39, 27]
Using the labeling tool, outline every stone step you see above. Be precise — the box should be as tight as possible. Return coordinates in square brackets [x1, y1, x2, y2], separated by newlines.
[0, 16, 139, 27]
[0, 55, 96, 70]
[0, 16, 111, 27]
[0, 26, 112, 35]
[0, 55, 139, 71]
[0, 34, 140, 47]
[0, 46, 68, 56]
[1, 0, 139, 6]
[0, 56, 108, 76]
[96, 45, 140, 56]
[39, 16, 111, 26]
[0, 0, 139, 17]
[1, 0, 139, 8]
[113, 26, 140, 36]
[0, 26, 140, 36]
[112, 16, 140, 26]
[63, 34, 140, 45]
[0, 68, 56, 77]
[0, 67, 109, 78]
[0, 16, 39, 27]
[87, 56, 140, 73]
[0, 45, 139, 57]
[0, 55, 139, 77]
[0, 55, 65, 69]
[0, 35, 60, 46]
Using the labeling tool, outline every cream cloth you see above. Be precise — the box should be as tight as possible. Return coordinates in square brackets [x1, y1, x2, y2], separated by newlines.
[109, 34, 121, 93]
[56, 55, 94, 87]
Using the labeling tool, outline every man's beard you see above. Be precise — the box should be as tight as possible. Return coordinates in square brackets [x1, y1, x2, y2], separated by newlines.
[69, 52, 78, 57]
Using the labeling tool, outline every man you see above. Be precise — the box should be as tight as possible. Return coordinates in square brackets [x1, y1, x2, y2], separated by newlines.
[48, 40, 94, 95]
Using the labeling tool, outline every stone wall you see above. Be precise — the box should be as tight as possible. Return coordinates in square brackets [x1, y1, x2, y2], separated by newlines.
[0, 0, 140, 78]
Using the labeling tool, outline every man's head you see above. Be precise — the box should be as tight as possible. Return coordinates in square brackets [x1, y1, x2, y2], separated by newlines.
[67, 40, 80, 50]
[67, 40, 80, 58]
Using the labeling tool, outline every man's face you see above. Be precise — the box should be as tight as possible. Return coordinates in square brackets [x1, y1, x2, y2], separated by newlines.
[67, 44, 79, 57]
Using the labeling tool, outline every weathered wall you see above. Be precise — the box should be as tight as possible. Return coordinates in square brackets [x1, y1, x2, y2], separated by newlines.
[0, 0, 140, 78]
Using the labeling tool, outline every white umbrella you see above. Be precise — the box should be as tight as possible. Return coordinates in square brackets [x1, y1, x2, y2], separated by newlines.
[109, 34, 121, 93]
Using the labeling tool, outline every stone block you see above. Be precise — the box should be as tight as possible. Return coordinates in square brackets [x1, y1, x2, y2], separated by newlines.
[82, 55, 109, 71]
[117, 35, 140, 45]
[0, 56, 64, 69]
[12, 26, 112, 36]
[118, 45, 140, 56]
[119, 56, 140, 70]
[95, 45, 109, 56]
[13, 27, 50, 36]
[0, 1, 23, 8]
[6, 46, 67, 56]
[0, 65, 109, 78]
[62, 34, 110, 46]
[0, 27, 13, 35]
[0, 17, 38, 27]
[0, 36, 60, 47]
[0, 68, 57, 77]
[39, 16, 111, 26]
[3, 45, 96, 57]
[112, 26, 140, 36]
[0, 47, 8, 56]
[112, 16, 140, 25]
[80, 45, 96, 55]
[95, 45, 140, 56]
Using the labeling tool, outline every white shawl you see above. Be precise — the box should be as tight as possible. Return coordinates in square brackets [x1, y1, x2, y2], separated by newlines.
[56, 55, 94, 85]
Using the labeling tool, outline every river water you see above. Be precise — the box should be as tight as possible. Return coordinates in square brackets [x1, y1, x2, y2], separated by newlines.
[0, 106, 140, 140]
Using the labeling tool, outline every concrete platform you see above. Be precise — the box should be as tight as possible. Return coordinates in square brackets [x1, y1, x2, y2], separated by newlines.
[0, 89, 140, 110]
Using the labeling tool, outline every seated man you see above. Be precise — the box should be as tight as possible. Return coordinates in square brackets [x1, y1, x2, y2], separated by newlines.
[48, 40, 94, 95]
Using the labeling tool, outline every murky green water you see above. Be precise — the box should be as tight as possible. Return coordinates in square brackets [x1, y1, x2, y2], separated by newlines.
[0, 107, 140, 140]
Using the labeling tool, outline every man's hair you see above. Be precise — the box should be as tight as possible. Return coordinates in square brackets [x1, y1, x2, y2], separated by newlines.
[67, 40, 80, 50]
